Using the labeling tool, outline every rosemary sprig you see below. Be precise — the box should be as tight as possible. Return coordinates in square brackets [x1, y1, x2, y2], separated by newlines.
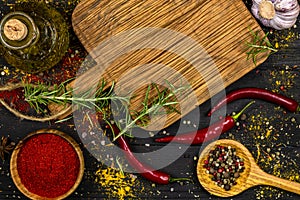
[24, 79, 187, 140]
[246, 28, 278, 65]
[24, 79, 129, 114]
[24, 79, 73, 113]
[113, 81, 185, 141]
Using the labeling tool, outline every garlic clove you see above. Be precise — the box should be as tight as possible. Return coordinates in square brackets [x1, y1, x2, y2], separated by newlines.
[259, 17, 272, 27]
[277, 11, 299, 20]
[274, 0, 298, 12]
[269, 20, 284, 30]
[277, 6, 300, 17]
[251, 0, 300, 30]
[253, 0, 263, 5]
[271, 15, 296, 29]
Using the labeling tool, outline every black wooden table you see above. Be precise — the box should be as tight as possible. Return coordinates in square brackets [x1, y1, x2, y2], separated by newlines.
[0, 1, 299, 200]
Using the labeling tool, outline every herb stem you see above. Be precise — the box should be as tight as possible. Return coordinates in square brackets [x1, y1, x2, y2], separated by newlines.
[113, 105, 158, 141]
[247, 44, 278, 52]
[32, 95, 129, 104]
[246, 28, 277, 65]
[24, 79, 185, 140]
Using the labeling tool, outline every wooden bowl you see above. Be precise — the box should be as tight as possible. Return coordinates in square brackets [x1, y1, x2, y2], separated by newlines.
[10, 129, 84, 200]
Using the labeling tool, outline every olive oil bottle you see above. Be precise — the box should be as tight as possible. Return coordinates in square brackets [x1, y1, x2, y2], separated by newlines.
[0, 1, 69, 73]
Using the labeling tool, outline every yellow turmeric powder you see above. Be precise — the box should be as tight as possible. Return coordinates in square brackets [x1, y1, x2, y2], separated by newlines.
[95, 165, 144, 200]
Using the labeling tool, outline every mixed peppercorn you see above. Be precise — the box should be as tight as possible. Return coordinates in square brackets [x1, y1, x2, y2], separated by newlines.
[203, 145, 245, 191]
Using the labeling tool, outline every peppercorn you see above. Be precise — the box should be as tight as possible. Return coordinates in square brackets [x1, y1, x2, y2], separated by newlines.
[203, 145, 245, 191]
[224, 184, 231, 191]
[234, 172, 240, 178]
[223, 172, 230, 179]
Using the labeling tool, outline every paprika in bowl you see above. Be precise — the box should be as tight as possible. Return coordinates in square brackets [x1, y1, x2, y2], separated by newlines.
[10, 129, 84, 200]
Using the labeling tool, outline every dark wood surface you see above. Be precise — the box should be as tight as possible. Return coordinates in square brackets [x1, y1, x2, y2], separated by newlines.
[0, 1, 300, 200]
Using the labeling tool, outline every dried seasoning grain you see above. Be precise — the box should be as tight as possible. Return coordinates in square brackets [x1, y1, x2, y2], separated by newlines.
[267, 66, 298, 94]
[269, 28, 299, 49]
[94, 164, 144, 200]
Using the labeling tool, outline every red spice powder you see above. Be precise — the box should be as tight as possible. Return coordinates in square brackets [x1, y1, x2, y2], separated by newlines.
[17, 133, 80, 198]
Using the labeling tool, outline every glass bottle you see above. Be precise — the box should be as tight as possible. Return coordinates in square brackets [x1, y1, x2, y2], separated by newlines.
[0, 1, 69, 73]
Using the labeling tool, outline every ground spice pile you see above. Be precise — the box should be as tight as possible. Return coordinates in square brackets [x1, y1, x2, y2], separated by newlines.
[17, 133, 80, 198]
[94, 164, 144, 200]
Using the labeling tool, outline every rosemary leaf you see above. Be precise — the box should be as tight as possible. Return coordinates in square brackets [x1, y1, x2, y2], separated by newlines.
[246, 28, 278, 65]
[24, 79, 187, 140]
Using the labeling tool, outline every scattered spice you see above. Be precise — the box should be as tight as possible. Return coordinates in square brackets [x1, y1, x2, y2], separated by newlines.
[74, 110, 149, 199]
[111, 123, 190, 184]
[17, 133, 80, 198]
[94, 164, 144, 200]
[247, 110, 300, 199]
[269, 28, 300, 49]
[0, 66, 10, 76]
[95, 166, 143, 199]
[155, 101, 254, 144]
[227, 95, 300, 199]
[0, 136, 14, 161]
[203, 145, 245, 191]
[267, 65, 298, 94]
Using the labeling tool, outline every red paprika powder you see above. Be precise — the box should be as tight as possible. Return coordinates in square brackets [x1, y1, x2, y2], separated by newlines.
[16, 133, 80, 198]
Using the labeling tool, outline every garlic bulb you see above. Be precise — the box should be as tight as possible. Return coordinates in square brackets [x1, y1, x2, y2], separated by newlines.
[251, 0, 300, 30]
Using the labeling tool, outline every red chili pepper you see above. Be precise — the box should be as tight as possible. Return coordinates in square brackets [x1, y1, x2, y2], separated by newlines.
[110, 124, 190, 184]
[208, 87, 299, 116]
[155, 101, 254, 145]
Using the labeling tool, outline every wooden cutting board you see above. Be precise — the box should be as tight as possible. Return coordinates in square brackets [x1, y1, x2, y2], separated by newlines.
[71, 0, 269, 130]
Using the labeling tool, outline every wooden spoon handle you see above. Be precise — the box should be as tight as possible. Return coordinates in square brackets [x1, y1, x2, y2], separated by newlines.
[257, 171, 300, 195]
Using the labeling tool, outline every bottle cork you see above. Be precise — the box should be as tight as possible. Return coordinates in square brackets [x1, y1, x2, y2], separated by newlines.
[3, 18, 28, 41]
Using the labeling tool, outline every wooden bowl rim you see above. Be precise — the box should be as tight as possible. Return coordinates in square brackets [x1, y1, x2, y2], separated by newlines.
[10, 128, 85, 200]
[0, 83, 73, 122]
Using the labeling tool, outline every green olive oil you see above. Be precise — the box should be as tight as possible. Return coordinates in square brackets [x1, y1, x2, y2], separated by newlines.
[0, 1, 69, 73]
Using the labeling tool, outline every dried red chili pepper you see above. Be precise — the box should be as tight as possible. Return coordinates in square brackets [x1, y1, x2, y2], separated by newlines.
[208, 87, 300, 116]
[155, 101, 254, 145]
[0, 88, 31, 113]
[109, 124, 190, 184]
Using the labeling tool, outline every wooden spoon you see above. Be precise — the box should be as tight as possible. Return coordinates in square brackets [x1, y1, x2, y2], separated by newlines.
[197, 139, 300, 197]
